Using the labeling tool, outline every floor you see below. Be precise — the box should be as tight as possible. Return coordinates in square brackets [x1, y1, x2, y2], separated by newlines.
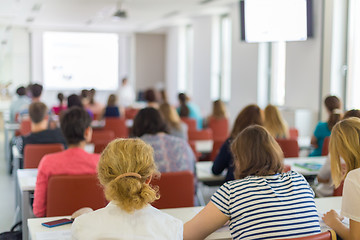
[0, 127, 16, 232]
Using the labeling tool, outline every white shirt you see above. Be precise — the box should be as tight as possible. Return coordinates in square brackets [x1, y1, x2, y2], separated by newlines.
[72, 202, 183, 240]
[341, 168, 360, 222]
[118, 84, 135, 107]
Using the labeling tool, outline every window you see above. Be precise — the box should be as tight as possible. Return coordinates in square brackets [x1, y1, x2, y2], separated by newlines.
[270, 41, 286, 106]
[211, 14, 231, 101]
[178, 25, 194, 95]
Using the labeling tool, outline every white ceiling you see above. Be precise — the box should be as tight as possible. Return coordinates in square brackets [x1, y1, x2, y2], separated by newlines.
[0, 0, 235, 32]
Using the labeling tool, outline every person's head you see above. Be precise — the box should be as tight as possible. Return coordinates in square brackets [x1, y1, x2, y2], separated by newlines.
[98, 138, 159, 213]
[122, 77, 128, 86]
[16, 86, 26, 96]
[343, 109, 360, 119]
[159, 103, 182, 130]
[60, 107, 92, 146]
[329, 117, 360, 187]
[29, 102, 48, 124]
[178, 93, 190, 117]
[324, 95, 341, 130]
[57, 93, 65, 104]
[80, 89, 88, 99]
[107, 94, 117, 107]
[67, 94, 83, 108]
[230, 104, 263, 139]
[144, 89, 158, 103]
[30, 84, 43, 99]
[231, 125, 284, 179]
[264, 104, 288, 138]
[89, 89, 96, 104]
[132, 107, 168, 137]
[212, 100, 227, 119]
[178, 93, 187, 104]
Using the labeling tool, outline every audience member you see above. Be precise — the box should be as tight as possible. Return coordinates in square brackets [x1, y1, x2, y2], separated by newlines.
[52, 93, 67, 115]
[13, 102, 66, 156]
[117, 77, 135, 107]
[102, 94, 123, 118]
[310, 95, 341, 156]
[315, 109, 360, 197]
[80, 89, 89, 107]
[144, 88, 160, 109]
[67, 94, 94, 119]
[132, 107, 195, 174]
[212, 104, 263, 181]
[264, 104, 289, 139]
[184, 125, 321, 239]
[87, 89, 104, 118]
[177, 93, 203, 129]
[159, 103, 188, 140]
[323, 118, 360, 239]
[33, 107, 99, 217]
[204, 99, 228, 128]
[71, 138, 183, 239]
[19, 83, 43, 118]
[9, 86, 30, 122]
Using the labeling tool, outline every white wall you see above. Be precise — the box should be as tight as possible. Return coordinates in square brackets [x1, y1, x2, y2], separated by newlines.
[134, 33, 166, 92]
[165, 27, 180, 105]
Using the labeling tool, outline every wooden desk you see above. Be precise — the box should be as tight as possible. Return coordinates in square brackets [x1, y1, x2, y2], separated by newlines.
[28, 197, 342, 240]
[284, 156, 327, 176]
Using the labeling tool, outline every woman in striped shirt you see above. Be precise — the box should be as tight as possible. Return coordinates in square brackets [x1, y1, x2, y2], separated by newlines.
[184, 125, 321, 240]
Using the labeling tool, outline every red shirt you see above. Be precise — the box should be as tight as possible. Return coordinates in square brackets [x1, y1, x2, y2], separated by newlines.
[33, 148, 100, 217]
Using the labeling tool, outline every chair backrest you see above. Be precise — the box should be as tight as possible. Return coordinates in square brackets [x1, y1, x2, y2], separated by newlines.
[46, 174, 107, 217]
[91, 129, 115, 153]
[322, 137, 330, 156]
[151, 171, 194, 209]
[333, 181, 344, 196]
[188, 129, 213, 141]
[276, 138, 300, 158]
[181, 117, 197, 131]
[283, 164, 291, 173]
[289, 128, 299, 139]
[208, 117, 229, 141]
[210, 140, 225, 161]
[24, 144, 64, 169]
[104, 117, 128, 138]
[124, 108, 139, 119]
[275, 230, 335, 240]
[19, 119, 31, 136]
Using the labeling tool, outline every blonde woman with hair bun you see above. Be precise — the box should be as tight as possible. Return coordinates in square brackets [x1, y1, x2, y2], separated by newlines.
[264, 104, 289, 139]
[72, 138, 183, 239]
[323, 118, 360, 240]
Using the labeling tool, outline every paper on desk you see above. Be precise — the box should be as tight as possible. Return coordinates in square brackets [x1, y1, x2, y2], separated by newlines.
[36, 230, 71, 240]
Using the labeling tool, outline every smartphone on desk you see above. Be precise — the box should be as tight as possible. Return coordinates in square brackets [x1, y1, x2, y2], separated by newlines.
[42, 218, 73, 228]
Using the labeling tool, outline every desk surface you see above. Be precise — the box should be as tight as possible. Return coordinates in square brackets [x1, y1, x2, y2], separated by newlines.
[28, 197, 342, 240]
[284, 156, 326, 176]
[17, 169, 37, 191]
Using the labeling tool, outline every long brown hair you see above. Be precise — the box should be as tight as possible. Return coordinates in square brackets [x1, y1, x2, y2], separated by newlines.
[231, 125, 284, 179]
[159, 103, 182, 130]
[264, 104, 289, 139]
[324, 95, 341, 130]
[212, 100, 227, 119]
[230, 104, 263, 139]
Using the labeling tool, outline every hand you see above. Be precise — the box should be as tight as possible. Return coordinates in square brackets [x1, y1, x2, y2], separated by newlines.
[322, 209, 344, 228]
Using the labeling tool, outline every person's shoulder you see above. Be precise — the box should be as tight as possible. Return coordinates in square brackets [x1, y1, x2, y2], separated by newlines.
[346, 168, 360, 182]
[145, 205, 182, 225]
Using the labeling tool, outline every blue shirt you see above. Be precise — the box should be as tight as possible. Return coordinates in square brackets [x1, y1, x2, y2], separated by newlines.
[309, 122, 331, 156]
[177, 103, 203, 130]
[211, 171, 321, 240]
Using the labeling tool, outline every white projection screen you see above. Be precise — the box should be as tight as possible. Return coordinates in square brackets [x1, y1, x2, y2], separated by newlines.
[43, 32, 119, 90]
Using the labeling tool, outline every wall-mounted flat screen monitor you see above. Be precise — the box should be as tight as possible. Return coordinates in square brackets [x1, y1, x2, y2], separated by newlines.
[240, 0, 313, 43]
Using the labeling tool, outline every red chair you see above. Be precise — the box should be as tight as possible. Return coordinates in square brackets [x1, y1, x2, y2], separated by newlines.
[208, 117, 229, 141]
[181, 117, 197, 131]
[188, 129, 213, 141]
[46, 174, 107, 217]
[210, 140, 225, 161]
[104, 117, 128, 138]
[289, 127, 299, 139]
[322, 137, 330, 156]
[275, 230, 335, 240]
[283, 164, 291, 172]
[151, 171, 195, 209]
[333, 181, 344, 196]
[24, 144, 64, 169]
[91, 130, 115, 153]
[276, 139, 300, 158]
[124, 108, 139, 119]
[18, 119, 31, 136]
